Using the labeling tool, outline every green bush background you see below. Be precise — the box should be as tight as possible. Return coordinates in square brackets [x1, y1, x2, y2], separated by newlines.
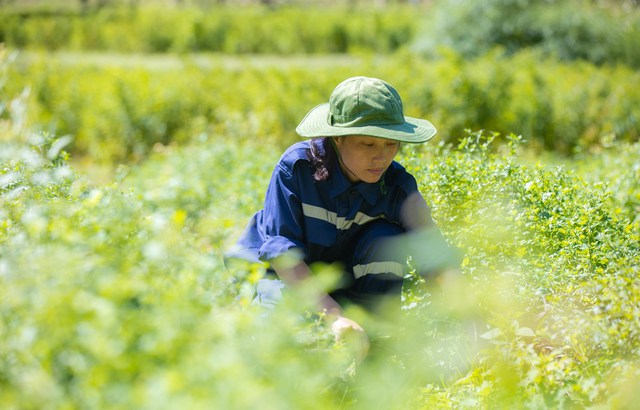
[2, 0, 640, 408]
[2, 0, 639, 67]
[419, 0, 640, 68]
[7, 49, 640, 164]
[0, 5, 417, 54]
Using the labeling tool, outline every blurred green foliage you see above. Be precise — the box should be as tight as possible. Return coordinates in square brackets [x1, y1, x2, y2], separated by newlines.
[1, 1, 639, 68]
[403, 132, 640, 408]
[2, 1, 640, 407]
[3, 43, 640, 407]
[419, 0, 640, 68]
[0, 5, 418, 54]
[5, 49, 639, 164]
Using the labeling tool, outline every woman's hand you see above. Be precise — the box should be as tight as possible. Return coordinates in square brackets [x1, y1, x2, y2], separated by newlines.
[271, 256, 370, 360]
[331, 315, 370, 361]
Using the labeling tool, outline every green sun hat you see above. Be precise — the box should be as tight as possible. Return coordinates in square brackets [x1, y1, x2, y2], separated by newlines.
[296, 76, 437, 143]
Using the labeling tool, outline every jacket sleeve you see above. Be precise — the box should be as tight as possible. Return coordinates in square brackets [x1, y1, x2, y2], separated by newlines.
[399, 190, 435, 231]
[394, 172, 463, 276]
[257, 160, 307, 261]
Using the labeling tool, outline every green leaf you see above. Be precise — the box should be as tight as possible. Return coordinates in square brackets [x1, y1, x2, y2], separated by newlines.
[515, 327, 535, 337]
[480, 328, 502, 340]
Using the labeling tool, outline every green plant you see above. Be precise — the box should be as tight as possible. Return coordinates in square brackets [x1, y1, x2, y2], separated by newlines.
[3, 37, 640, 409]
[400, 131, 640, 408]
[7, 49, 640, 165]
[0, 5, 423, 55]
[418, 0, 640, 68]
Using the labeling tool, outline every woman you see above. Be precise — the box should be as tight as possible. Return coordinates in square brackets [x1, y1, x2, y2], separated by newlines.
[227, 76, 456, 343]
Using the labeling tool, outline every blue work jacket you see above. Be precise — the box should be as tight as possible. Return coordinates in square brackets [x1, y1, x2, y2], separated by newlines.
[230, 139, 431, 267]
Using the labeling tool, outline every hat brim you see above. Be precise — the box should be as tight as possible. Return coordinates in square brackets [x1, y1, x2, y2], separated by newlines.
[295, 103, 437, 143]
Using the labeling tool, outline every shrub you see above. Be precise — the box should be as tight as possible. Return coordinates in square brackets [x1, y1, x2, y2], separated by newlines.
[7, 50, 639, 164]
[402, 131, 640, 407]
[0, 82, 349, 409]
[418, 0, 640, 68]
[3, 123, 640, 408]
[3, 44, 640, 406]
[0, 5, 422, 55]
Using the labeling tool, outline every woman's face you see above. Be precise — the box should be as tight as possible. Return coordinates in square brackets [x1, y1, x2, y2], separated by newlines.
[334, 136, 400, 183]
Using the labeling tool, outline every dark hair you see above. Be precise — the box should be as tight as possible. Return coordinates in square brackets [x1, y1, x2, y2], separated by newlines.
[307, 138, 337, 182]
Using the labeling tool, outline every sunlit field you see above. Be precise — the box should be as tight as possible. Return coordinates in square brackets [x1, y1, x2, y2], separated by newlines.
[2, 1, 640, 408]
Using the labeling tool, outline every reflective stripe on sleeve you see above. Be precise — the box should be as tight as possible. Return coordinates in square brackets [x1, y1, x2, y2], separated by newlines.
[302, 203, 386, 230]
[302, 203, 338, 225]
[352, 261, 405, 279]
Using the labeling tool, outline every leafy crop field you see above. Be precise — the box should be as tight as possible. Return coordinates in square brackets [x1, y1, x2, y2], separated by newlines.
[7, 49, 640, 165]
[2, 2, 640, 409]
